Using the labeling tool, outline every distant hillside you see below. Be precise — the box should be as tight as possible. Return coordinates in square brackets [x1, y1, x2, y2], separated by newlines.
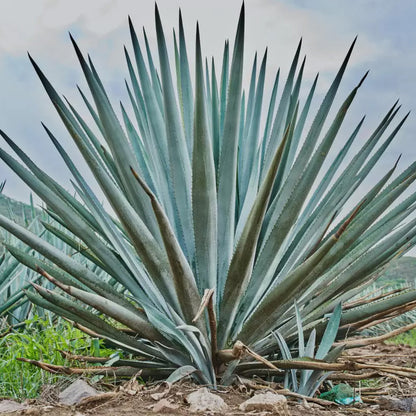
[0, 193, 40, 227]
[378, 256, 416, 287]
[0, 192, 42, 256]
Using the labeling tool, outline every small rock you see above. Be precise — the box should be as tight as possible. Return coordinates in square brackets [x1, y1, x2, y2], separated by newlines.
[186, 387, 228, 413]
[239, 392, 289, 414]
[152, 398, 179, 413]
[0, 400, 27, 413]
[379, 396, 416, 412]
[150, 385, 171, 401]
[59, 379, 99, 406]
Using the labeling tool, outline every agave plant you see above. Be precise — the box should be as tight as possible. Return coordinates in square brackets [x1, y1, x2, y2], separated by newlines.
[1, 4, 416, 386]
[0, 194, 44, 323]
[0, 195, 111, 326]
[274, 303, 343, 397]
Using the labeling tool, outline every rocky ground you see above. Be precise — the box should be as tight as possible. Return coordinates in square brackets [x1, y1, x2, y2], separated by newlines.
[1, 343, 416, 415]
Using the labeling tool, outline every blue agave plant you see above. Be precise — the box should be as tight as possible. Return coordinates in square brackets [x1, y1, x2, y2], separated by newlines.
[1, 5, 416, 386]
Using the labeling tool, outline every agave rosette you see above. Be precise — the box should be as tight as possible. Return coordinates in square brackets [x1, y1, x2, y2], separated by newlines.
[1, 5, 416, 385]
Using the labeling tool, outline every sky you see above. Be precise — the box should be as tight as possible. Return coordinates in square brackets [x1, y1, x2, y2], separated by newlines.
[0, 0, 415, 206]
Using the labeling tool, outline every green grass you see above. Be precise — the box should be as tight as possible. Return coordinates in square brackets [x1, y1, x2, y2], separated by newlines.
[385, 328, 416, 348]
[358, 377, 382, 389]
[0, 315, 116, 399]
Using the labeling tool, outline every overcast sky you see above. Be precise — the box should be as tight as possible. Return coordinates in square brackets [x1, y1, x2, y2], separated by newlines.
[0, 0, 415, 205]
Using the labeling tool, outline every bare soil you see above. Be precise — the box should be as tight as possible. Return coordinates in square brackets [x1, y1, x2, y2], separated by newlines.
[2, 342, 416, 415]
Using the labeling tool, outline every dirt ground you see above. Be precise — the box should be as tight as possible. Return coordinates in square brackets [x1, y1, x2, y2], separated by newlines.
[2, 342, 416, 415]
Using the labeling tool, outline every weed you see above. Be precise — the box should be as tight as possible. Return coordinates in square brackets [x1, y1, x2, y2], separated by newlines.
[385, 328, 416, 348]
[0, 314, 115, 399]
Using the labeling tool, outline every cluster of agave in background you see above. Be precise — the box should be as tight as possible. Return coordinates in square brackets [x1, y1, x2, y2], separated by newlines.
[0, 190, 112, 328]
[1, 4, 416, 388]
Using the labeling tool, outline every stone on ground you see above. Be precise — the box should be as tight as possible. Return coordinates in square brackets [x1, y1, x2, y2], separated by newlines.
[0, 400, 27, 413]
[239, 391, 289, 414]
[186, 387, 228, 413]
[379, 396, 416, 412]
[59, 379, 99, 405]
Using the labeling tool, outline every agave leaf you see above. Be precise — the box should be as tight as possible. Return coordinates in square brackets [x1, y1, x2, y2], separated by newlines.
[192, 25, 217, 293]
[315, 303, 341, 360]
[288, 151, 396, 282]
[52, 101, 180, 311]
[218, 123, 290, 346]
[155, 5, 194, 261]
[121, 83, 177, 234]
[262, 39, 301, 179]
[1, 130, 103, 235]
[278, 120, 366, 275]
[211, 58, 220, 170]
[297, 116, 365, 229]
[42, 271, 163, 342]
[310, 169, 416, 285]
[243, 52, 258, 143]
[305, 212, 416, 318]
[130, 168, 201, 327]
[357, 112, 410, 181]
[124, 47, 150, 138]
[284, 212, 416, 336]
[5, 244, 91, 292]
[69, 36, 160, 237]
[205, 58, 212, 128]
[323, 109, 408, 242]
[280, 105, 402, 278]
[299, 344, 345, 397]
[219, 39, 229, 137]
[44, 125, 164, 302]
[41, 221, 107, 270]
[77, 85, 106, 135]
[217, 4, 245, 297]
[355, 188, 416, 250]
[294, 301, 304, 357]
[173, 29, 181, 103]
[247, 59, 361, 316]
[299, 328, 316, 387]
[166, 365, 198, 384]
[178, 11, 194, 156]
[261, 39, 357, 248]
[0, 147, 135, 287]
[238, 49, 267, 206]
[220, 359, 240, 386]
[124, 75, 148, 142]
[0, 215, 133, 310]
[66, 96, 117, 178]
[146, 306, 213, 384]
[0, 287, 32, 317]
[128, 20, 170, 175]
[284, 55, 305, 131]
[26, 286, 165, 359]
[34, 283, 155, 353]
[239, 203, 360, 344]
[142, 27, 164, 112]
[273, 331, 298, 392]
[260, 68, 280, 165]
[120, 102, 157, 193]
[284, 73, 318, 178]
[246, 73, 367, 318]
